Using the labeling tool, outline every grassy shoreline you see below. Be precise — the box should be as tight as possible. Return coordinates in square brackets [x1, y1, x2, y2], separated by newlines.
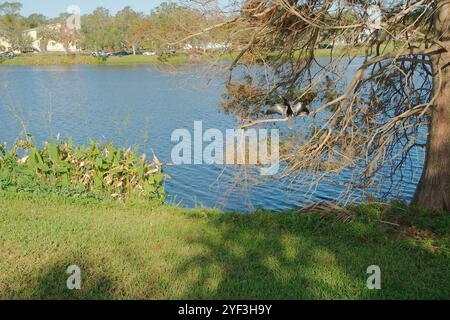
[0, 42, 405, 67]
[0, 53, 193, 66]
[0, 48, 361, 67]
[0, 191, 448, 299]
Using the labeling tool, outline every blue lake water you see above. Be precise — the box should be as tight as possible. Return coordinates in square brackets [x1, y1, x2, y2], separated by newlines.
[0, 62, 425, 211]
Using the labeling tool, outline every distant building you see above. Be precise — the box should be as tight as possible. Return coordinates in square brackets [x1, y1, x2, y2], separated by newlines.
[0, 34, 10, 52]
[0, 24, 79, 53]
[27, 24, 79, 53]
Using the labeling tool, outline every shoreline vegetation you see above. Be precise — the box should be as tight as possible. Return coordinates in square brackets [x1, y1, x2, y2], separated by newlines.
[0, 47, 369, 67]
[0, 139, 166, 203]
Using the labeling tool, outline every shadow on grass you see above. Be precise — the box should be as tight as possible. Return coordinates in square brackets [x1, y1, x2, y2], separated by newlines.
[170, 213, 450, 300]
[4, 211, 449, 299]
[16, 258, 116, 300]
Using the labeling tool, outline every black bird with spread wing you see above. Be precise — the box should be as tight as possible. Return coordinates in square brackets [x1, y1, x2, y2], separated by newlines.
[265, 97, 311, 129]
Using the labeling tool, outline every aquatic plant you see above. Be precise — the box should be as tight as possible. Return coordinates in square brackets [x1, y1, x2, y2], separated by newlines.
[0, 138, 166, 202]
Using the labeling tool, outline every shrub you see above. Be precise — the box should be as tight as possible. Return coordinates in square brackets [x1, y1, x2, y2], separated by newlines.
[0, 138, 166, 203]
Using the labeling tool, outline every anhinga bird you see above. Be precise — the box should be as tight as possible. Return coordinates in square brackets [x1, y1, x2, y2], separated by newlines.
[265, 97, 311, 129]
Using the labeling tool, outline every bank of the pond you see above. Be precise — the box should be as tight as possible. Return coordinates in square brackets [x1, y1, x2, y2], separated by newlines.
[0, 47, 366, 67]
[0, 53, 193, 66]
[0, 191, 448, 299]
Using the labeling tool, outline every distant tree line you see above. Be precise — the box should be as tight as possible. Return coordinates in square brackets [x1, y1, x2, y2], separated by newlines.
[0, 1, 229, 53]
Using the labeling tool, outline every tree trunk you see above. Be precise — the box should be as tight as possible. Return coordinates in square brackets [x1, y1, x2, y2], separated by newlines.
[412, 1, 450, 212]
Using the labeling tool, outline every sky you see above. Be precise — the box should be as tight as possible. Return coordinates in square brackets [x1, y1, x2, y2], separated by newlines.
[17, 0, 164, 17]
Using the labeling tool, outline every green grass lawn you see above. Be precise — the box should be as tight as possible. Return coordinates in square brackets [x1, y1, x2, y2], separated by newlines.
[0, 50, 356, 67]
[0, 51, 333, 67]
[0, 192, 448, 300]
[0, 52, 236, 67]
[0, 42, 406, 67]
[0, 53, 192, 66]
[0, 45, 392, 67]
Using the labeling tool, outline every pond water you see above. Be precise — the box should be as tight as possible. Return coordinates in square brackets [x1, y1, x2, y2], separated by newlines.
[0, 61, 425, 211]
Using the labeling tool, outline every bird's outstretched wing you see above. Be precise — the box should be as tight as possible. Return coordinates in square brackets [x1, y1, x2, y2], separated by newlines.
[266, 103, 288, 116]
[291, 102, 310, 116]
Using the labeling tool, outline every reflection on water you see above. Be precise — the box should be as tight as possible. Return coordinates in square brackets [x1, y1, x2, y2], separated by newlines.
[0, 62, 424, 211]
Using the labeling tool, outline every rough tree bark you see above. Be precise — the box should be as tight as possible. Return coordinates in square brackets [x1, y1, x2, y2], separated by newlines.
[413, 1, 450, 212]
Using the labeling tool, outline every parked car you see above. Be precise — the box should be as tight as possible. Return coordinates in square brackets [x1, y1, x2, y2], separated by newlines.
[164, 48, 176, 56]
[0, 50, 15, 59]
[142, 51, 156, 56]
[318, 44, 334, 49]
[21, 47, 39, 54]
[112, 51, 131, 57]
[91, 51, 111, 58]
